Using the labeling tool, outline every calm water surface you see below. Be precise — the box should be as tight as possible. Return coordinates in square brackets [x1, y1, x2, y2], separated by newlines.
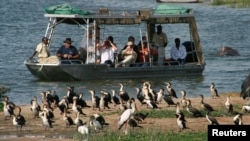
[0, 0, 250, 105]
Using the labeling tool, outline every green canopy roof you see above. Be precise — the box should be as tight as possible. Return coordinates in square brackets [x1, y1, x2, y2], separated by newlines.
[154, 4, 191, 14]
[45, 4, 92, 15]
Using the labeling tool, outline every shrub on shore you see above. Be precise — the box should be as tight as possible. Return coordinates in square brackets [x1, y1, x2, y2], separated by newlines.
[211, 0, 250, 8]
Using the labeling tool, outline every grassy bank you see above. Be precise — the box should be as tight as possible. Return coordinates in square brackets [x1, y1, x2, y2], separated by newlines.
[73, 130, 207, 141]
[211, 0, 250, 8]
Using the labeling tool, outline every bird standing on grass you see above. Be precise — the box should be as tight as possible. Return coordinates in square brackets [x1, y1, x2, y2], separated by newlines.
[186, 100, 202, 117]
[176, 113, 187, 132]
[233, 113, 243, 125]
[206, 111, 219, 125]
[89, 115, 102, 132]
[200, 94, 215, 112]
[225, 96, 233, 115]
[118, 98, 137, 134]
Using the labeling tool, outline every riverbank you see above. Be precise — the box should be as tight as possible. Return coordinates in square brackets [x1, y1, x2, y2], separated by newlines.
[0, 92, 249, 141]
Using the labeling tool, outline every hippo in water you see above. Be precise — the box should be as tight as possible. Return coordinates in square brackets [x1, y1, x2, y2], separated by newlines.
[217, 46, 240, 56]
[240, 74, 250, 99]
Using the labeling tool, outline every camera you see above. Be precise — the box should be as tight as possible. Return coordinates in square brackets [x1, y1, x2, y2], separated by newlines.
[104, 40, 110, 46]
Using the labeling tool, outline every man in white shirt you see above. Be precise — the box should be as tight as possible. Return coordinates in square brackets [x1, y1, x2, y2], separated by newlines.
[170, 38, 187, 65]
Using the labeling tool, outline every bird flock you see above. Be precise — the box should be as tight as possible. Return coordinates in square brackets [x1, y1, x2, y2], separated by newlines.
[1, 81, 250, 138]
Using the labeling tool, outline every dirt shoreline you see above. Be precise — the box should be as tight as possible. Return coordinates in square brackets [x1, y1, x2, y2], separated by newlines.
[0, 92, 249, 141]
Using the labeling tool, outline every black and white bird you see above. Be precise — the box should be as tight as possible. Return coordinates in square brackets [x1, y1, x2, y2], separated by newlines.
[89, 115, 103, 132]
[101, 90, 112, 104]
[111, 89, 120, 106]
[93, 113, 109, 126]
[42, 104, 54, 119]
[135, 87, 145, 106]
[186, 100, 202, 117]
[176, 102, 185, 120]
[46, 90, 60, 109]
[134, 112, 148, 124]
[165, 82, 178, 99]
[63, 108, 74, 128]
[143, 81, 157, 102]
[66, 86, 79, 104]
[99, 91, 111, 111]
[225, 96, 233, 114]
[118, 98, 137, 132]
[233, 113, 243, 125]
[128, 117, 143, 129]
[3, 100, 15, 120]
[210, 83, 219, 98]
[39, 110, 53, 130]
[12, 106, 26, 131]
[163, 94, 176, 106]
[72, 96, 86, 116]
[242, 105, 250, 113]
[176, 113, 187, 132]
[143, 99, 158, 109]
[180, 90, 189, 109]
[156, 88, 164, 104]
[206, 111, 219, 125]
[74, 112, 85, 128]
[200, 94, 215, 112]
[118, 83, 130, 104]
[77, 93, 91, 108]
[30, 96, 41, 118]
[58, 97, 68, 115]
[88, 90, 100, 110]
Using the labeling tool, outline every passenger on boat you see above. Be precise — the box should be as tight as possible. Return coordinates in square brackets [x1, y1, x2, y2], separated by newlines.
[137, 38, 158, 67]
[119, 36, 139, 63]
[29, 37, 49, 62]
[56, 38, 80, 60]
[97, 36, 118, 67]
[152, 25, 168, 66]
[169, 38, 187, 65]
[116, 41, 137, 68]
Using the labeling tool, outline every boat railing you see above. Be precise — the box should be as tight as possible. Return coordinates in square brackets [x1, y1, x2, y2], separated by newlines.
[60, 59, 84, 64]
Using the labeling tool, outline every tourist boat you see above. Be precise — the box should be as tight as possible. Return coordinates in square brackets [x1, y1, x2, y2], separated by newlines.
[24, 4, 205, 81]
[156, 0, 203, 3]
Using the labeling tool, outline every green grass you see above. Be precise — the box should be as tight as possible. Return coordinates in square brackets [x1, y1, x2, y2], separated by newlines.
[73, 129, 207, 141]
[211, 0, 250, 8]
[73, 104, 249, 141]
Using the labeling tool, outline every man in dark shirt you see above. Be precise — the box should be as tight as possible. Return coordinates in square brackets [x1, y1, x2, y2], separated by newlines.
[56, 38, 79, 60]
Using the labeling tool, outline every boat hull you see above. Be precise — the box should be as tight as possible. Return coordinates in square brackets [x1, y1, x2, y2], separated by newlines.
[25, 62, 205, 81]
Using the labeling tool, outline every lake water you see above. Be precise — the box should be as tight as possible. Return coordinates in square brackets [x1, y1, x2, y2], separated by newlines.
[0, 0, 250, 105]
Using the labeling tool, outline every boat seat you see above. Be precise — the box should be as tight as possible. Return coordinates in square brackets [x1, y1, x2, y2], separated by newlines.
[164, 60, 180, 66]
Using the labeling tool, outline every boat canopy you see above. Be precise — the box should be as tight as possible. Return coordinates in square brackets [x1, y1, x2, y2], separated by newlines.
[43, 4, 205, 65]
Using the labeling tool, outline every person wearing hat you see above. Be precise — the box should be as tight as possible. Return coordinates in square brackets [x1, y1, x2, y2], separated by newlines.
[30, 37, 49, 62]
[152, 25, 168, 66]
[116, 41, 137, 67]
[56, 38, 80, 60]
